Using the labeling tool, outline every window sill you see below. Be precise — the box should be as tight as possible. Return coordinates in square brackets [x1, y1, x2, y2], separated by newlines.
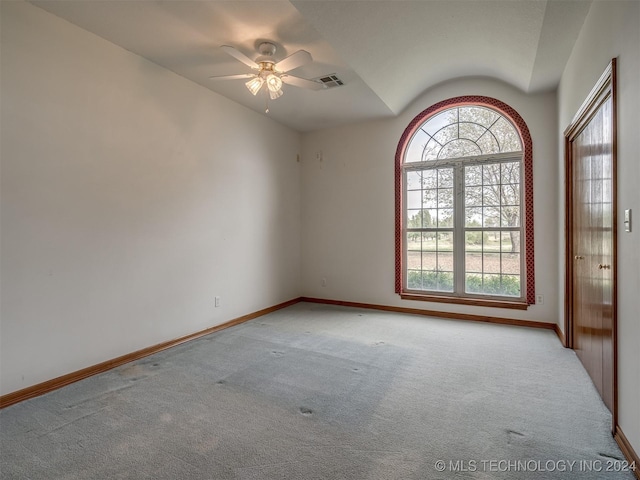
[400, 293, 529, 310]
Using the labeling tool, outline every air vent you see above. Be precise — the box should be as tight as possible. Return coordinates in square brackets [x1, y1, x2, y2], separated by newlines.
[313, 74, 344, 89]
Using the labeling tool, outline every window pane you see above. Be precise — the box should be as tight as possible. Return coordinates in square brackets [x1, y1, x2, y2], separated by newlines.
[476, 131, 500, 154]
[483, 253, 500, 273]
[422, 270, 438, 290]
[405, 130, 431, 163]
[465, 230, 483, 249]
[437, 252, 454, 271]
[407, 270, 422, 289]
[491, 117, 522, 152]
[484, 230, 500, 250]
[482, 207, 500, 227]
[482, 164, 500, 185]
[407, 190, 422, 209]
[424, 209, 437, 228]
[422, 232, 437, 251]
[436, 272, 454, 292]
[502, 253, 520, 275]
[407, 210, 422, 229]
[423, 139, 440, 161]
[422, 169, 438, 188]
[437, 231, 454, 251]
[438, 188, 454, 208]
[421, 271, 454, 292]
[458, 122, 486, 142]
[438, 169, 454, 188]
[438, 209, 454, 227]
[502, 231, 520, 254]
[406, 232, 421, 252]
[501, 275, 521, 296]
[439, 140, 481, 159]
[465, 252, 482, 274]
[422, 252, 437, 271]
[465, 207, 482, 227]
[459, 106, 499, 127]
[482, 186, 499, 206]
[501, 206, 519, 227]
[465, 274, 522, 297]
[501, 184, 520, 206]
[422, 110, 452, 136]
[466, 274, 483, 293]
[465, 186, 482, 207]
[465, 166, 482, 186]
[406, 170, 423, 190]
[482, 274, 502, 294]
[423, 189, 438, 209]
[501, 162, 520, 184]
[407, 250, 422, 270]
[433, 124, 457, 146]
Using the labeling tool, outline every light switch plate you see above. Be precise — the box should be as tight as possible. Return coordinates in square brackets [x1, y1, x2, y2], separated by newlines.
[624, 209, 632, 232]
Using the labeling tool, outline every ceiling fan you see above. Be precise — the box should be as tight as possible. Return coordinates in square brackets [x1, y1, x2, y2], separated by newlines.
[210, 42, 325, 110]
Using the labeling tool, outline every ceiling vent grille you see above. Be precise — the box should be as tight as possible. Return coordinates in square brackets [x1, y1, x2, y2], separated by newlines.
[313, 74, 344, 89]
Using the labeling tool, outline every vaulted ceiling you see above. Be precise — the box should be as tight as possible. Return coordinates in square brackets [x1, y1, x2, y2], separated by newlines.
[30, 0, 592, 132]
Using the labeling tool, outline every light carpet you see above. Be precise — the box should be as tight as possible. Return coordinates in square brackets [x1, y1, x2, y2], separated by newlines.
[0, 302, 634, 479]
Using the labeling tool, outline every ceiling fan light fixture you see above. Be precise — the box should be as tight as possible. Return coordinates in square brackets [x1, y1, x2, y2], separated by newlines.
[217, 42, 321, 109]
[269, 88, 283, 100]
[245, 76, 264, 96]
[266, 74, 283, 93]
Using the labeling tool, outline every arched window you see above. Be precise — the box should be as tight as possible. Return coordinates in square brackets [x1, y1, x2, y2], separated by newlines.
[395, 96, 535, 308]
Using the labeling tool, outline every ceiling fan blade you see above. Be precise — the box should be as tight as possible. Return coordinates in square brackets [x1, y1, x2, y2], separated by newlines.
[281, 74, 325, 91]
[220, 45, 258, 69]
[209, 73, 256, 81]
[275, 50, 312, 73]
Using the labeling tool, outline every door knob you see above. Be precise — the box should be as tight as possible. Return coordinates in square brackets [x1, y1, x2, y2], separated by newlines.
[574, 255, 584, 260]
[598, 264, 604, 269]
[598, 264, 610, 269]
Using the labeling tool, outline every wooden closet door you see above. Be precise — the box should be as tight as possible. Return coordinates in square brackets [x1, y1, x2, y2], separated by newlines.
[571, 95, 614, 412]
[566, 59, 616, 425]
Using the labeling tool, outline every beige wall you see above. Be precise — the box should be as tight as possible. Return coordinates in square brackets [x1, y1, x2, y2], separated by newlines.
[2, 0, 637, 460]
[301, 77, 558, 324]
[0, 2, 302, 395]
[557, 0, 640, 456]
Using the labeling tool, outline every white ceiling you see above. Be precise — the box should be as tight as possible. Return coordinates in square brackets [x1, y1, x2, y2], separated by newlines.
[30, 0, 592, 132]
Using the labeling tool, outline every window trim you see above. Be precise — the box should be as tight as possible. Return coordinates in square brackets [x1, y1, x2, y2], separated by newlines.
[395, 96, 535, 307]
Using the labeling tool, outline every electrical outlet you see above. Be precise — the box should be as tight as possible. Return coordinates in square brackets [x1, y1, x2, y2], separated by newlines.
[321, 277, 327, 287]
[536, 294, 544, 305]
[215, 296, 221, 307]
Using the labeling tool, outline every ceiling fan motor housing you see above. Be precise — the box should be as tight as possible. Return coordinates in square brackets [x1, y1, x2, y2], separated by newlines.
[256, 42, 277, 64]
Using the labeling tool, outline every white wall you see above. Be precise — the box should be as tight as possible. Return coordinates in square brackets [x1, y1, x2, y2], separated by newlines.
[0, 2, 301, 396]
[557, 0, 640, 456]
[301, 77, 558, 324]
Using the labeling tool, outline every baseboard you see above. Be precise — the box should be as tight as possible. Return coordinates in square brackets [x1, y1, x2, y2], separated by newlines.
[615, 426, 640, 479]
[0, 297, 302, 409]
[300, 297, 557, 331]
[554, 324, 567, 347]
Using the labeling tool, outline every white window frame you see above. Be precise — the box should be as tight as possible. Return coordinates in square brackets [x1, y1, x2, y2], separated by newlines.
[402, 151, 525, 302]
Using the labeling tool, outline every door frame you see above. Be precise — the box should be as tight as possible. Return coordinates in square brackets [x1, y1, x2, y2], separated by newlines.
[564, 58, 617, 431]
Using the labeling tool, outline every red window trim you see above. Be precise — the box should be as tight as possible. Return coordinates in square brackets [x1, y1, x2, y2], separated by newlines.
[394, 96, 535, 305]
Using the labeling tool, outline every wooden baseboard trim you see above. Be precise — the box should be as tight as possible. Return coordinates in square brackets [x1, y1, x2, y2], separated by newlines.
[0, 297, 302, 409]
[554, 324, 567, 347]
[615, 425, 640, 479]
[300, 297, 556, 331]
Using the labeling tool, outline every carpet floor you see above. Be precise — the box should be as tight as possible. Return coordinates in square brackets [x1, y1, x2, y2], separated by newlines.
[0, 302, 635, 479]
